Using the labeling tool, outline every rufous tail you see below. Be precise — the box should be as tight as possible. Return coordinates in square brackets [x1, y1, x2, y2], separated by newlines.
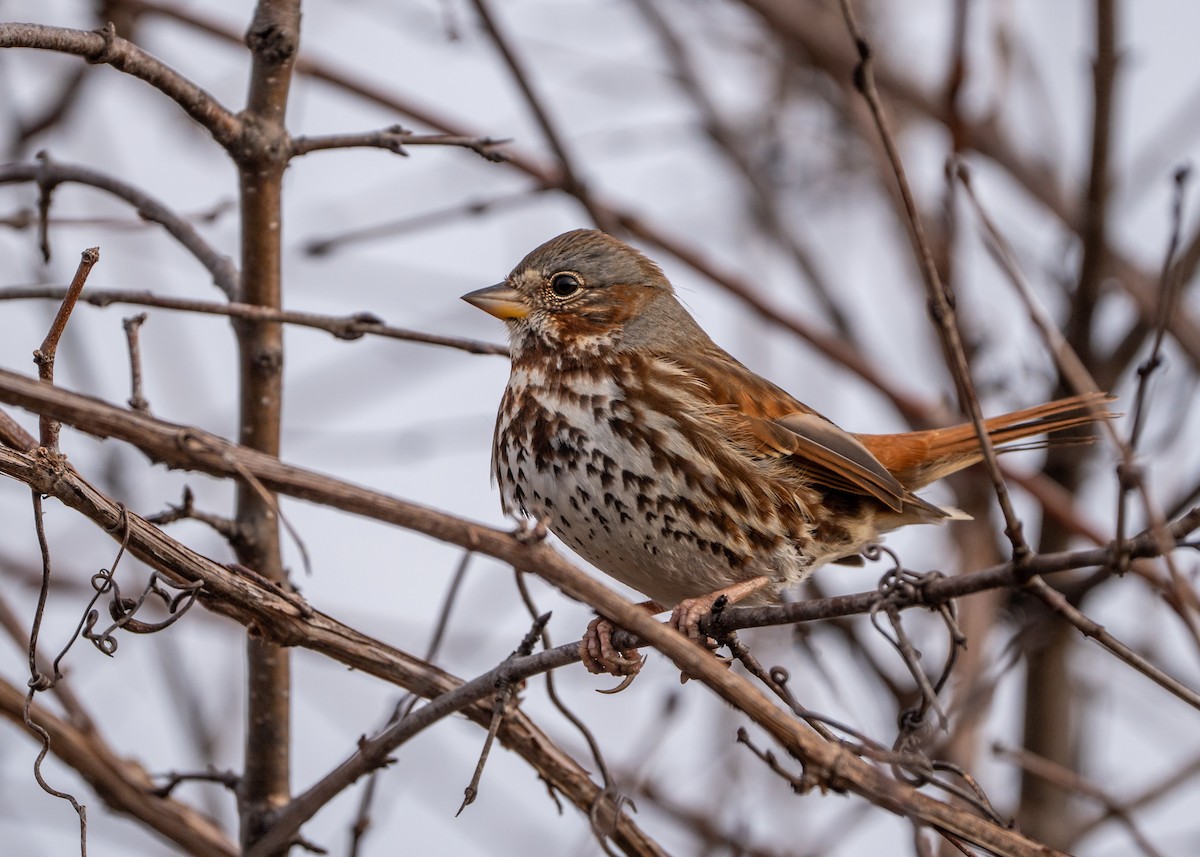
[856, 392, 1114, 490]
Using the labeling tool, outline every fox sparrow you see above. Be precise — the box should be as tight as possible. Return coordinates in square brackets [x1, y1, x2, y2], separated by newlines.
[464, 229, 1109, 676]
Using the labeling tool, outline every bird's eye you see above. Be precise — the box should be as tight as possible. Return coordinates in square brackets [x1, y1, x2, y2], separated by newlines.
[549, 273, 582, 299]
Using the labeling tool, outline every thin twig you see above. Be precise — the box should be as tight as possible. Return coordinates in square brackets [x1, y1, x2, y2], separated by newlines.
[0, 21, 241, 146]
[145, 487, 242, 542]
[0, 286, 507, 356]
[291, 125, 508, 161]
[32, 246, 99, 451]
[152, 768, 240, 799]
[958, 164, 1195, 635]
[0, 157, 239, 298]
[512, 571, 614, 784]
[457, 613, 549, 815]
[837, 0, 1030, 560]
[631, 0, 857, 339]
[466, 0, 615, 231]
[0, 200, 236, 232]
[1120, 166, 1191, 547]
[245, 614, 573, 857]
[122, 313, 150, 412]
[511, 568, 632, 853]
[1024, 575, 1200, 710]
[302, 187, 547, 256]
[736, 0, 1200, 371]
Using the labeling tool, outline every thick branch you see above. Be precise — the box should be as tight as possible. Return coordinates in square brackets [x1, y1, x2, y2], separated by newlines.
[234, 0, 302, 846]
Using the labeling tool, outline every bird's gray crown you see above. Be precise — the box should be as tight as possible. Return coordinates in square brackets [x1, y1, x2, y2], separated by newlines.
[510, 229, 668, 290]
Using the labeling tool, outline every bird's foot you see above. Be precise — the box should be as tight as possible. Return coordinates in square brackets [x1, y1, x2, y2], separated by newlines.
[668, 594, 724, 644]
[580, 616, 645, 679]
[667, 596, 723, 683]
[670, 576, 774, 642]
[668, 578, 774, 681]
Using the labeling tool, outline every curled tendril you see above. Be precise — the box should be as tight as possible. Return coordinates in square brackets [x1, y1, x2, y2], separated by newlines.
[49, 504, 204, 660]
[83, 571, 202, 655]
[51, 506, 132, 671]
[861, 543, 969, 741]
[860, 542, 898, 566]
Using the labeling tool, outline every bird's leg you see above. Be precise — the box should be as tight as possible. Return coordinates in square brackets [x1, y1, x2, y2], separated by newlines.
[580, 600, 664, 677]
[670, 575, 773, 642]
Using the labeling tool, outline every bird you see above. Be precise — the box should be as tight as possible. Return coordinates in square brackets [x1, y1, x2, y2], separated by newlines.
[463, 229, 1110, 676]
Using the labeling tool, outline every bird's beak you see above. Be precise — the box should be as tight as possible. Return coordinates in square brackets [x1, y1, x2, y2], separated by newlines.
[461, 283, 528, 320]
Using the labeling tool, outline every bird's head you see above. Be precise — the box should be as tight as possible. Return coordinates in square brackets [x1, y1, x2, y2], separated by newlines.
[462, 229, 693, 359]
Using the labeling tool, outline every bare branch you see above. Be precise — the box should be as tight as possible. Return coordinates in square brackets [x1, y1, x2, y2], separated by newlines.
[0, 285, 507, 356]
[0, 158, 239, 298]
[120, 0, 938, 425]
[1023, 575, 1200, 710]
[234, 0, 304, 841]
[0, 436, 1065, 856]
[0, 21, 241, 148]
[32, 247, 99, 450]
[290, 125, 508, 161]
[120, 313, 150, 411]
[0, 366, 1194, 632]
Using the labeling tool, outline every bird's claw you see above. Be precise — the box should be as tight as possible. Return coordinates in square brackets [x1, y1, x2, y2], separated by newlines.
[580, 616, 644, 679]
[597, 671, 642, 694]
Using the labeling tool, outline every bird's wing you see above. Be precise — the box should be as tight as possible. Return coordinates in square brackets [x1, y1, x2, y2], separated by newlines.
[748, 412, 907, 512]
[665, 347, 913, 512]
